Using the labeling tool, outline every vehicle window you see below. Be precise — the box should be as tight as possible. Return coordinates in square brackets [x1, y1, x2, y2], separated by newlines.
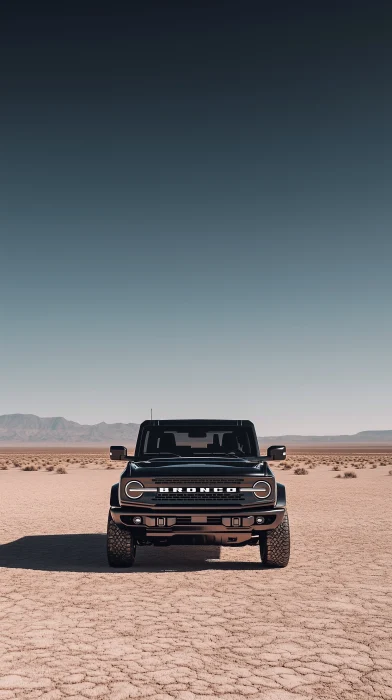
[141, 425, 256, 457]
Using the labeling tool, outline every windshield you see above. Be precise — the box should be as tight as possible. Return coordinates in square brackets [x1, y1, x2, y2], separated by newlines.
[138, 424, 258, 458]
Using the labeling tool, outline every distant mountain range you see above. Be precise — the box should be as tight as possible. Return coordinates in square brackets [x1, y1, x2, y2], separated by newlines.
[0, 414, 139, 444]
[0, 414, 391, 445]
[259, 431, 392, 444]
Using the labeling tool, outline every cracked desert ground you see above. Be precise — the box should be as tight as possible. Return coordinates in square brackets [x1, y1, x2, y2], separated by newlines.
[1, 448, 392, 700]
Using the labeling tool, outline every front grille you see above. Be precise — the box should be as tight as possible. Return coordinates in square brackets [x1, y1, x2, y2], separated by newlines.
[153, 492, 244, 501]
[152, 478, 244, 485]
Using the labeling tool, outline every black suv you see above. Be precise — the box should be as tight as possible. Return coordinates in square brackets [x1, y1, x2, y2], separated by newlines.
[107, 419, 290, 568]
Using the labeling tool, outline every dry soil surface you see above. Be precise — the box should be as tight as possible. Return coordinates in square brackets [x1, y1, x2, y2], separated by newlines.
[1, 451, 392, 700]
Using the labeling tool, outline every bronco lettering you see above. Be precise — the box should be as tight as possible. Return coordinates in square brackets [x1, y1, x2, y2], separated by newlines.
[157, 486, 238, 493]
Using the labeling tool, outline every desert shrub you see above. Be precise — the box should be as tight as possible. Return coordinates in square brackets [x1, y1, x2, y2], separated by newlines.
[335, 474, 342, 478]
[283, 464, 292, 470]
[22, 465, 37, 471]
[0, 464, 8, 470]
[388, 470, 392, 476]
[46, 465, 55, 472]
[332, 465, 340, 471]
[371, 465, 377, 469]
[344, 471, 357, 479]
[56, 466, 67, 474]
[13, 461, 22, 469]
[294, 467, 308, 475]
[106, 464, 115, 469]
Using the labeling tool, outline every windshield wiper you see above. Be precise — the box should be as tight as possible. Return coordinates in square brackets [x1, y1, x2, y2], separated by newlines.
[210, 452, 248, 460]
[149, 452, 181, 458]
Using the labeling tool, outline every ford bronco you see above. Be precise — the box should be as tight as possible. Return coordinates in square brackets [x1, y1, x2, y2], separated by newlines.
[107, 419, 290, 568]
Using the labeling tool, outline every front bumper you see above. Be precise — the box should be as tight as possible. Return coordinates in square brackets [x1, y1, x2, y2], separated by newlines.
[110, 506, 286, 537]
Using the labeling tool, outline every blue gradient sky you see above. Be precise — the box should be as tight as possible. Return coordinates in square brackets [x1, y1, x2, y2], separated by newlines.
[1, 1, 391, 434]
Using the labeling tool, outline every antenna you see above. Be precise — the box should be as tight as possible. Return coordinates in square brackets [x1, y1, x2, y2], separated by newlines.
[150, 408, 152, 420]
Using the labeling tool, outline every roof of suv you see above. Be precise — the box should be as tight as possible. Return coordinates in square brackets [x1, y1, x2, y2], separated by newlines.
[140, 419, 255, 428]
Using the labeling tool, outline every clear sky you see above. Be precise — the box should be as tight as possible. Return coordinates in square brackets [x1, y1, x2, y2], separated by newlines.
[1, 1, 391, 435]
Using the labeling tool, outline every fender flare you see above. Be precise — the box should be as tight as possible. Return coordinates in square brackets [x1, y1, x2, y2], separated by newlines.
[276, 482, 286, 508]
[110, 483, 120, 507]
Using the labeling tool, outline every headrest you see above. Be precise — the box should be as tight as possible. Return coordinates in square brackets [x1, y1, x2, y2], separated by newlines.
[159, 433, 177, 451]
[222, 433, 238, 452]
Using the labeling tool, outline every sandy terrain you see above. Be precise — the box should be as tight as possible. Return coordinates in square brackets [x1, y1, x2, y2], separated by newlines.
[1, 450, 392, 700]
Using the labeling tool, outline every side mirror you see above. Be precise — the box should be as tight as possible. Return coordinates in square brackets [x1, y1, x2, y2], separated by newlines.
[110, 445, 128, 461]
[267, 445, 286, 461]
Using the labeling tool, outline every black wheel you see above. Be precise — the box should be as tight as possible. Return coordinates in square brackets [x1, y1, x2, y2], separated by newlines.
[260, 512, 290, 568]
[107, 512, 136, 568]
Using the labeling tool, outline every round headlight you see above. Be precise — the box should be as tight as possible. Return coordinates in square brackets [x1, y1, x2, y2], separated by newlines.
[125, 480, 144, 499]
[253, 481, 271, 499]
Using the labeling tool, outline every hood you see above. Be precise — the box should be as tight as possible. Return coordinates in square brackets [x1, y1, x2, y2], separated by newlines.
[128, 457, 267, 478]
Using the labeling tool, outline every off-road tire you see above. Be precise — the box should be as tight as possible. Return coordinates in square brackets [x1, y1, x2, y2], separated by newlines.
[260, 512, 290, 567]
[107, 513, 136, 567]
